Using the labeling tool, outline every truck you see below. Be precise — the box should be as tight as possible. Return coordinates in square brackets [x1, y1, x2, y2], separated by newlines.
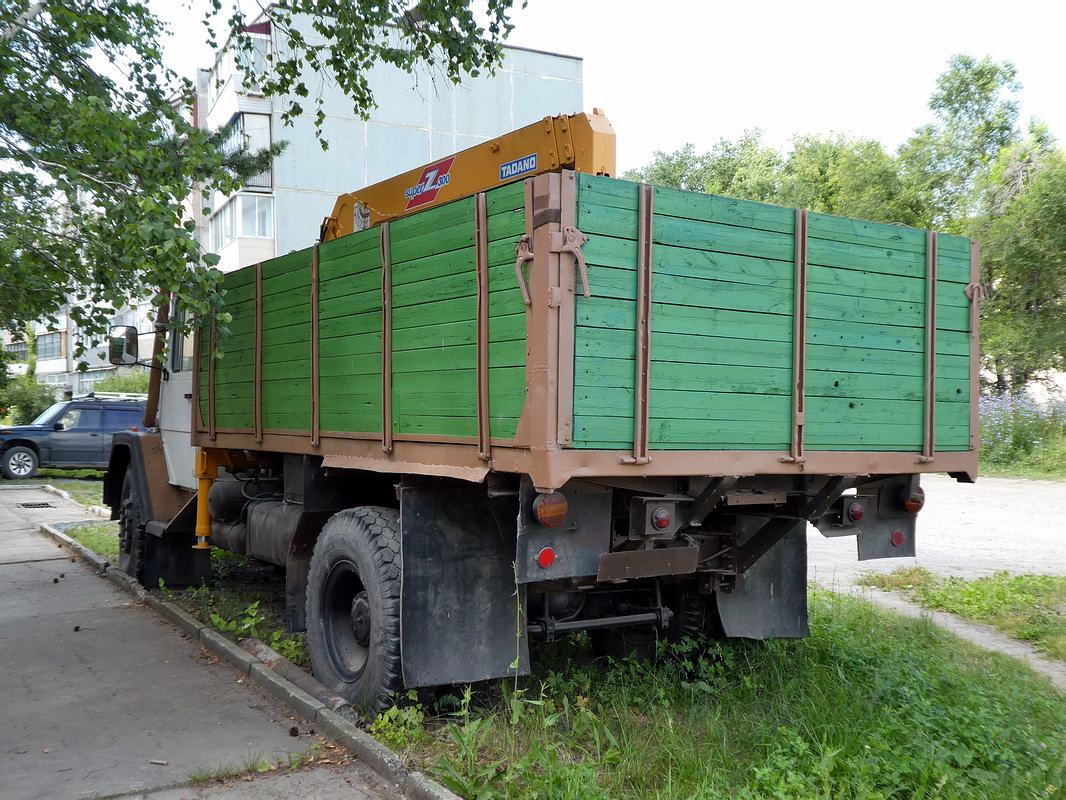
[104, 110, 981, 713]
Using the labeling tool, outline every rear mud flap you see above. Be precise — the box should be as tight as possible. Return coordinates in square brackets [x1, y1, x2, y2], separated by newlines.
[399, 483, 529, 688]
[716, 517, 808, 639]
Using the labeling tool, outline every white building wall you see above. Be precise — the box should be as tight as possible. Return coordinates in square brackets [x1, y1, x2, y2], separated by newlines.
[200, 20, 583, 264]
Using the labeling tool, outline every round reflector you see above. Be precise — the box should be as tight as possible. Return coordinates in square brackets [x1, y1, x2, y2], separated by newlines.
[847, 501, 865, 523]
[902, 486, 926, 514]
[651, 507, 672, 530]
[890, 529, 905, 548]
[536, 547, 556, 569]
[532, 492, 569, 528]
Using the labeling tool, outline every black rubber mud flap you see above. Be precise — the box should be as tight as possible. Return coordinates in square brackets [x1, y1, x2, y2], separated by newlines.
[716, 515, 809, 639]
[399, 482, 529, 688]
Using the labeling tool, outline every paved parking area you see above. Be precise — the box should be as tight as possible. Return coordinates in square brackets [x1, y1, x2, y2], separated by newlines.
[0, 487, 390, 800]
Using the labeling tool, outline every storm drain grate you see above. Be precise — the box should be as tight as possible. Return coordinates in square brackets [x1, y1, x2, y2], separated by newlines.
[17, 502, 54, 509]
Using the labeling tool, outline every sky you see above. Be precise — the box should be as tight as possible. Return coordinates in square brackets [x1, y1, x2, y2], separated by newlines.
[154, 0, 1066, 172]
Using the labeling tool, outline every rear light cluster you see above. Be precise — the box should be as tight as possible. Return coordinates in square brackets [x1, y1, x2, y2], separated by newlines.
[651, 507, 672, 530]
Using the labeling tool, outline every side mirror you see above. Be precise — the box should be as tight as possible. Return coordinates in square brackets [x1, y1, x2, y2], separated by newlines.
[108, 325, 139, 365]
[53, 422, 64, 431]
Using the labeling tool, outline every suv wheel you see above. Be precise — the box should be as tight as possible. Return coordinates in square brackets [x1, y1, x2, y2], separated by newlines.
[2, 447, 39, 479]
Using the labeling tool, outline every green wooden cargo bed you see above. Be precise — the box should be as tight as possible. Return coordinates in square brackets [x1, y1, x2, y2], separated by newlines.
[193, 170, 979, 489]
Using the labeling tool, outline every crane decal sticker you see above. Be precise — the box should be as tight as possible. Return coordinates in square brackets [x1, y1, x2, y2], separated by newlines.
[405, 157, 455, 210]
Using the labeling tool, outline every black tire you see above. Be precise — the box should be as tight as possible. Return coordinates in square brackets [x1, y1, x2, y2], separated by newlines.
[590, 584, 723, 661]
[118, 473, 145, 583]
[2, 446, 38, 479]
[305, 507, 402, 715]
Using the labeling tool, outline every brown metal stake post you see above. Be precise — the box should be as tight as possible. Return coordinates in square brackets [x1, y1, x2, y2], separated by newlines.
[782, 209, 808, 464]
[474, 193, 491, 461]
[622, 183, 654, 465]
[919, 230, 938, 463]
[310, 244, 321, 448]
[380, 222, 393, 454]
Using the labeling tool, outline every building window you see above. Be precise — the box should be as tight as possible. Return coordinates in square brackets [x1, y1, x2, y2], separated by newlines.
[237, 35, 271, 95]
[241, 194, 273, 238]
[78, 371, 113, 391]
[5, 341, 28, 362]
[221, 113, 272, 190]
[210, 199, 237, 252]
[37, 332, 62, 360]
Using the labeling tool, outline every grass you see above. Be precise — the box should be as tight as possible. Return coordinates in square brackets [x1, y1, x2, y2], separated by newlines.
[163, 549, 310, 667]
[858, 567, 1066, 661]
[65, 521, 120, 560]
[380, 589, 1065, 799]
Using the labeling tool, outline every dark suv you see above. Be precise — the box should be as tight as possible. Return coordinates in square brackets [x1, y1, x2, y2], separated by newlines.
[0, 395, 147, 479]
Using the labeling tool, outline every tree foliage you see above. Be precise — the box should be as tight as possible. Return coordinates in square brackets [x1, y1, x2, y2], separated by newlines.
[1, 0, 517, 350]
[628, 53, 1063, 392]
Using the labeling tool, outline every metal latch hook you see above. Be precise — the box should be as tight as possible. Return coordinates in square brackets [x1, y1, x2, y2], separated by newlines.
[551, 226, 591, 299]
[514, 234, 534, 305]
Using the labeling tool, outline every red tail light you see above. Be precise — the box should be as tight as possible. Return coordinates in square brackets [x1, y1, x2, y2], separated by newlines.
[536, 547, 556, 569]
[532, 492, 568, 528]
[902, 487, 925, 514]
[847, 501, 865, 522]
[651, 507, 672, 530]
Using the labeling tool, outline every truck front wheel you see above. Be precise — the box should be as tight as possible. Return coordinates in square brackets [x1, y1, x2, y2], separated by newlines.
[305, 507, 402, 714]
[118, 473, 145, 582]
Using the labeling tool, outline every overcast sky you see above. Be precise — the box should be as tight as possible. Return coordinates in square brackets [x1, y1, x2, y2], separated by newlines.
[155, 0, 1065, 172]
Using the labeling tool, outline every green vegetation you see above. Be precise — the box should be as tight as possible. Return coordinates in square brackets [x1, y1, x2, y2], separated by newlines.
[627, 55, 1065, 394]
[979, 394, 1066, 479]
[393, 590, 1064, 798]
[65, 521, 120, 560]
[165, 550, 309, 667]
[93, 371, 150, 394]
[858, 567, 1066, 661]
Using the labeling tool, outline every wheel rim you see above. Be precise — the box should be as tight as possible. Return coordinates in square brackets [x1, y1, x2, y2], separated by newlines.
[321, 559, 371, 682]
[8, 452, 33, 477]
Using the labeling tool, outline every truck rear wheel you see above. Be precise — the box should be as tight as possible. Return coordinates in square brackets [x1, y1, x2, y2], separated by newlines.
[305, 507, 402, 714]
[118, 473, 145, 582]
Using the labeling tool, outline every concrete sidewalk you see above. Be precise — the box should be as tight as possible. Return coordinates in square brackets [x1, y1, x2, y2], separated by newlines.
[0, 487, 390, 800]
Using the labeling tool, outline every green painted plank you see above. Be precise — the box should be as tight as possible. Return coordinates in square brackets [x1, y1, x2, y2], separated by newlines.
[393, 414, 477, 438]
[578, 356, 791, 395]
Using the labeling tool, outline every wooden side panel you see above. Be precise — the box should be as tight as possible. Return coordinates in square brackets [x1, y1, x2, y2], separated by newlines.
[569, 175, 973, 455]
[209, 271, 256, 431]
[571, 175, 795, 450]
[260, 252, 312, 432]
[804, 216, 970, 451]
[318, 226, 382, 435]
[485, 182, 528, 440]
[389, 197, 478, 439]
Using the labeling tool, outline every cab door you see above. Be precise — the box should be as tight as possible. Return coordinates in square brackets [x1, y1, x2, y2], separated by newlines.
[49, 405, 104, 466]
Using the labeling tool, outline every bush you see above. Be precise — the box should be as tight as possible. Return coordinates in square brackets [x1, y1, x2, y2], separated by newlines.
[92, 370, 149, 394]
[0, 375, 58, 423]
[980, 393, 1066, 476]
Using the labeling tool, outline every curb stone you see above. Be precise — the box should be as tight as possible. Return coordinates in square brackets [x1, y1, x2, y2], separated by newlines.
[200, 628, 258, 675]
[249, 662, 326, 722]
[29, 501, 462, 799]
[315, 707, 406, 785]
[405, 772, 460, 800]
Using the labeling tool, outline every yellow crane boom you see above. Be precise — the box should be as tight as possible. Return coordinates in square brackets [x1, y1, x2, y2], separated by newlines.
[320, 109, 615, 241]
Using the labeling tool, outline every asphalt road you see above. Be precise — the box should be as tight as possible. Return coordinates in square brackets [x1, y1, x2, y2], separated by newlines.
[808, 473, 1066, 586]
[0, 486, 391, 800]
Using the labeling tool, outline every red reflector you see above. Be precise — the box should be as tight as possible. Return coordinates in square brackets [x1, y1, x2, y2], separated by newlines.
[532, 492, 568, 528]
[536, 547, 556, 569]
[890, 529, 905, 548]
[651, 507, 671, 530]
[847, 501, 865, 523]
[903, 487, 925, 514]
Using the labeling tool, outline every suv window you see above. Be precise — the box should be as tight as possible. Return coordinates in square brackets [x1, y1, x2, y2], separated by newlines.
[103, 407, 143, 430]
[55, 407, 101, 431]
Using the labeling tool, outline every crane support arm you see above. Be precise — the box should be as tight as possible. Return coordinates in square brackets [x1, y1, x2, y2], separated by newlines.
[321, 109, 615, 240]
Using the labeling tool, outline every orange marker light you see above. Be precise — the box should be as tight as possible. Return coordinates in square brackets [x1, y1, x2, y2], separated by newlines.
[532, 492, 568, 528]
